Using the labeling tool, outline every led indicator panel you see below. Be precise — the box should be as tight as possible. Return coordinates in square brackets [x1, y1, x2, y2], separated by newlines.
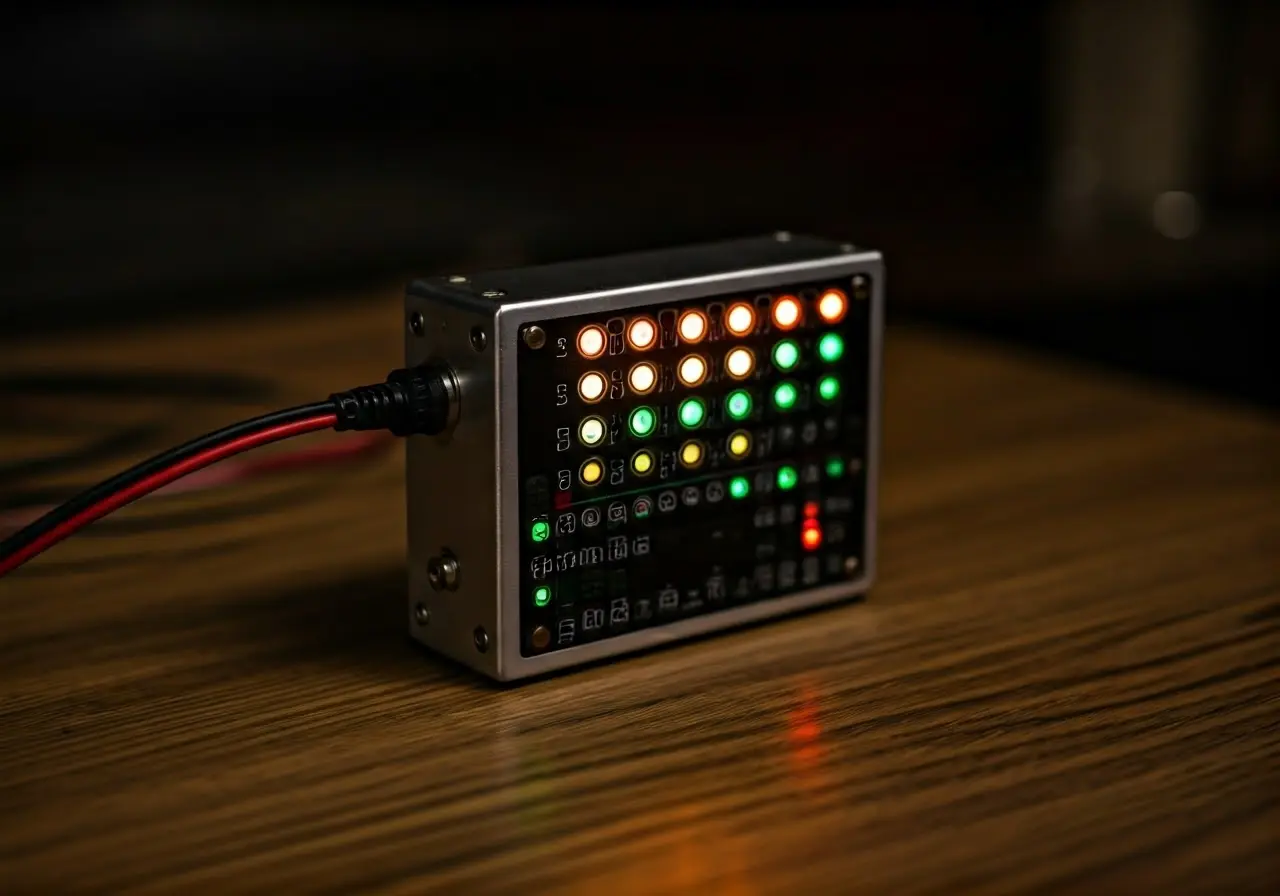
[515, 277, 872, 657]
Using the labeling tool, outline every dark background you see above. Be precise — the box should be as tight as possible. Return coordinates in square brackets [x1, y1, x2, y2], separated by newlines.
[5, 1, 1278, 407]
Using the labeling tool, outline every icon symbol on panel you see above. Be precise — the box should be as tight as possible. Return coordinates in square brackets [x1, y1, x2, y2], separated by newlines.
[581, 507, 602, 527]
[657, 491, 678, 513]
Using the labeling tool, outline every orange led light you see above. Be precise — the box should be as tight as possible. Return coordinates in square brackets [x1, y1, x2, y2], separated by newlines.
[817, 289, 848, 324]
[628, 361, 658, 395]
[677, 354, 708, 388]
[724, 347, 755, 380]
[578, 371, 608, 403]
[772, 295, 802, 330]
[627, 316, 658, 351]
[678, 309, 708, 344]
[725, 302, 756, 336]
[576, 324, 607, 359]
[801, 520, 823, 550]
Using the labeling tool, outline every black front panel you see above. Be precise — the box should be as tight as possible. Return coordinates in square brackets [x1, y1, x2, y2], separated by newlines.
[517, 276, 872, 656]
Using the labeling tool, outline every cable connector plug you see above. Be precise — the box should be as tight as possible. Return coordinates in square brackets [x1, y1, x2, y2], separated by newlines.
[330, 363, 457, 436]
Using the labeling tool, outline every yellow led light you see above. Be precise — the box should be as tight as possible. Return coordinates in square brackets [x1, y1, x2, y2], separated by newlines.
[628, 361, 657, 395]
[678, 309, 707, 344]
[818, 289, 848, 324]
[679, 440, 704, 468]
[725, 302, 756, 336]
[578, 371, 607, 403]
[576, 324, 607, 359]
[631, 449, 654, 475]
[677, 354, 708, 387]
[772, 295, 802, 330]
[724, 346, 755, 379]
[727, 430, 751, 459]
[579, 458, 605, 486]
[627, 316, 658, 351]
[578, 416, 606, 446]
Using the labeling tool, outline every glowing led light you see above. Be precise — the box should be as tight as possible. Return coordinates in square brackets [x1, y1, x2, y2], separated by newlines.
[627, 361, 657, 396]
[726, 430, 751, 459]
[679, 440, 704, 468]
[580, 458, 605, 486]
[578, 371, 607, 403]
[772, 339, 800, 371]
[533, 585, 552, 607]
[772, 381, 798, 410]
[627, 316, 658, 351]
[825, 456, 844, 478]
[631, 449, 655, 475]
[628, 405, 657, 438]
[818, 289, 848, 324]
[725, 389, 753, 421]
[818, 333, 844, 363]
[725, 302, 756, 336]
[729, 476, 750, 499]
[576, 325, 607, 359]
[804, 500, 820, 519]
[801, 521, 823, 550]
[678, 309, 708, 344]
[677, 354, 708, 388]
[530, 519, 550, 543]
[776, 465, 798, 490]
[678, 397, 706, 429]
[578, 415, 606, 446]
[817, 375, 841, 403]
[724, 347, 755, 380]
[772, 295, 802, 330]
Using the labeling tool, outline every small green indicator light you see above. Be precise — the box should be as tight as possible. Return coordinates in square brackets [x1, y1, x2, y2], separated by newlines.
[818, 333, 844, 363]
[678, 397, 706, 429]
[531, 519, 550, 542]
[817, 375, 841, 403]
[729, 476, 750, 499]
[773, 381, 798, 410]
[777, 465, 799, 491]
[772, 339, 800, 371]
[629, 405, 657, 438]
[825, 456, 845, 478]
[725, 389, 753, 421]
[533, 585, 552, 607]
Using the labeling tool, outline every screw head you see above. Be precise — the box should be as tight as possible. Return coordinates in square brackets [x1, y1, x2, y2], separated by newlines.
[522, 325, 546, 349]
[531, 626, 551, 651]
[844, 556, 861, 577]
[426, 552, 459, 591]
[473, 626, 490, 653]
[469, 326, 487, 352]
[409, 311, 425, 336]
[414, 602, 430, 625]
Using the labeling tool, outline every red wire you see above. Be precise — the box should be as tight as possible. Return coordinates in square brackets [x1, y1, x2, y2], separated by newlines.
[0, 413, 337, 578]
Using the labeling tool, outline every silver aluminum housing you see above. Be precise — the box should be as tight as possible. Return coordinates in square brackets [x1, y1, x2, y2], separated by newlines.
[405, 235, 884, 681]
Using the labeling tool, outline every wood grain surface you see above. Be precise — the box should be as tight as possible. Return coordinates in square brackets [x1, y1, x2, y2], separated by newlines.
[1, 294, 1278, 893]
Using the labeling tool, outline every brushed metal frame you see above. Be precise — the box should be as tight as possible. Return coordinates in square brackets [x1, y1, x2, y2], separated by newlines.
[492, 250, 885, 680]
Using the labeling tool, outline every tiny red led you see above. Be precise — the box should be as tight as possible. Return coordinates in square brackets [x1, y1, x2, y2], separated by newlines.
[801, 522, 823, 551]
[803, 500, 820, 519]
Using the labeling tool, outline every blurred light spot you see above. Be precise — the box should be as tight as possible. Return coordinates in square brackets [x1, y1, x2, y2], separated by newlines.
[1153, 191, 1199, 240]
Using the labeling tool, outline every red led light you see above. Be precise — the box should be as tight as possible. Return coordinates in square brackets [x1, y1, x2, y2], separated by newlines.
[801, 522, 823, 551]
[803, 501, 820, 519]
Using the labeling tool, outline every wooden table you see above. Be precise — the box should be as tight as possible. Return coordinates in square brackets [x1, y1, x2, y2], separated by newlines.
[2, 294, 1278, 892]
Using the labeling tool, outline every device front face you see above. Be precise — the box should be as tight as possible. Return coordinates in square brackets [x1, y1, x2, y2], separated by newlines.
[498, 251, 882, 679]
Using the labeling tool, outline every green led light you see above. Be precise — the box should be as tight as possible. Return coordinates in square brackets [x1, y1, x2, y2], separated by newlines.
[628, 405, 657, 438]
[818, 333, 844, 363]
[725, 389, 753, 421]
[772, 339, 800, 371]
[773, 381, 798, 410]
[729, 475, 750, 499]
[533, 585, 552, 607]
[530, 519, 550, 542]
[817, 375, 841, 403]
[826, 456, 845, 478]
[678, 397, 706, 429]
[777, 465, 798, 491]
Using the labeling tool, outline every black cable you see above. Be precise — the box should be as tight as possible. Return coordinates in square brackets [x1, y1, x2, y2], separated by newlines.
[0, 401, 335, 560]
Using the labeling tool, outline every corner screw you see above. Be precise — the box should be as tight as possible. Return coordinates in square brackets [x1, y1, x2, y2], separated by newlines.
[473, 626, 490, 653]
[427, 551, 460, 591]
[844, 556, 861, 577]
[522, 325, 546, 350]
[469, 326, 488, 352]
[414, 603, 431, 626]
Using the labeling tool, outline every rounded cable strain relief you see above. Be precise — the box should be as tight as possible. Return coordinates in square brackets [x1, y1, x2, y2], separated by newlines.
[330, 363, 456, 436]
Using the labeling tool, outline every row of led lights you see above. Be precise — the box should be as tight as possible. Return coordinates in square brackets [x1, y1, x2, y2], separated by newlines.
[577, 332, 845, 402]
[573, 290, 849, 360]
[577, 427, 757, 485]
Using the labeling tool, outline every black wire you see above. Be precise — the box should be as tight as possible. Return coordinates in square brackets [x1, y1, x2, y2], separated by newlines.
[0, 401, 336, 560]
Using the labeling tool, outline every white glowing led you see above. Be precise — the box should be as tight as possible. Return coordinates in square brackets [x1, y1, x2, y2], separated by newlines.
[578, 371, 607, 403]
[725, 302, 756, 336]
[576, 325, 607, 359]
[628, 361, 657, 395]
[724, 347, 755, 379]
[627, 317, 658, 351]
[677, 354, 707, 387]
[578, 416, 606, 446]
[678, 310, 707, 344]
